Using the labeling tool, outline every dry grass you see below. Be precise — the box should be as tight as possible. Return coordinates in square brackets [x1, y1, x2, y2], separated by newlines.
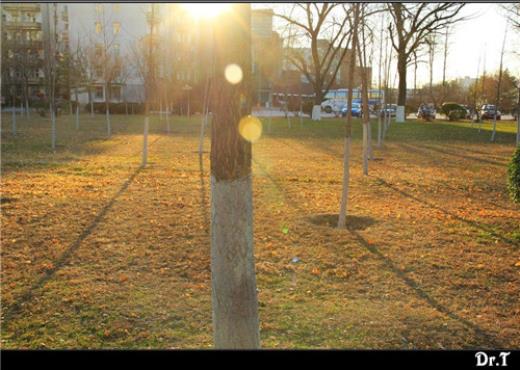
[1, 112, 519, 349]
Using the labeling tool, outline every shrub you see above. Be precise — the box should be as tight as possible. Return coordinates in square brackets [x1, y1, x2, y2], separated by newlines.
[441, 102, 466, 121]
[508, 147, 520, 204]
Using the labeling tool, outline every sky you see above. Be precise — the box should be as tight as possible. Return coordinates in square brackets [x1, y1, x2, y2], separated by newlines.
[260, 3, 520, 88]
[428, 3, 520, 86]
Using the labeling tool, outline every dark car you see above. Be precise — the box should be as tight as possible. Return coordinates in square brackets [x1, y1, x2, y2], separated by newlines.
[340, 102, 363, 117]
[417, 104, 436, 121]
[480, 104, 501, 120]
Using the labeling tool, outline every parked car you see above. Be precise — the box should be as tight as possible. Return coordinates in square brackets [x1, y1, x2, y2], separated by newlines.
[417, 104, 436, 121]
[480, 104, 501, 120]
[321, 99, 343, 114]
[340, 102, 363, 117]
[379, 104, 397, 117]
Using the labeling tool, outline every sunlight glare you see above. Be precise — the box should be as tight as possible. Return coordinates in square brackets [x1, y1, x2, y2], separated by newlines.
[225, 64, 243, 84]
[182, 3, 230, 19]
[239, 116, 263, 143]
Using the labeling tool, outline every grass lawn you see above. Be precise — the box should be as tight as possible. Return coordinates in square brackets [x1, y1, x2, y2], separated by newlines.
[1, 112, 519, 349]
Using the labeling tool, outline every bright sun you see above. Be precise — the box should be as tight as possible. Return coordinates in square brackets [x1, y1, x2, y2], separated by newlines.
[181, 3, 230, 19]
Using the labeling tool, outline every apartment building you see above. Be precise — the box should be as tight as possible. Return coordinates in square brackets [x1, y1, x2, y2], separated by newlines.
[1, 3, 69, 107]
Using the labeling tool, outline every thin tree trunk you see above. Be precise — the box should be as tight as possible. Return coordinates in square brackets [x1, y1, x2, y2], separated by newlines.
[25, 97, 30, 118]
[142, 117, 148, 167]
[51, 102, 56, 151]
[105, 85, 111, 137]
[89, 86, 94, 116]
[338, 4, 359, 228]
[491, 27, 507, 143]
[210, 4, 260, 349]
[11, 101, 17, 135]
[75, 87, 80, 129]
[359, 8, 370, 174]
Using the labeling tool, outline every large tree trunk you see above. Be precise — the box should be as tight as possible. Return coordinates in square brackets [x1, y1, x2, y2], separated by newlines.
[312, 90, 322, 121]
[396, 51, 407, 122]
[210, 4, 260, 349]
[338, 4, 359, 228]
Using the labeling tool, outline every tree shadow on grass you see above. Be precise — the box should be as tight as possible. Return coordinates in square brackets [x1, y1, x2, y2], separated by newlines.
[346, 227, 505, 348]
[1, 164, 145, 326]
[252, 151, 507, 347]
[400, 143, 508, 167]
[376, 177, 518, 249]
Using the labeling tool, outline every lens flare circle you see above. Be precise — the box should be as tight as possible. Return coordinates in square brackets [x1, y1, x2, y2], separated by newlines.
[225, 64, 243, 84]
[239, 115, 262, 143]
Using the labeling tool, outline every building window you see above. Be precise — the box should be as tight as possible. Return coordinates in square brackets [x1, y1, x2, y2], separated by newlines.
[113, 4, 120, 13]
[95, 86, 104, 99]
[95, 66, 103, 78]
[95, 21, 102, 34]
[95, 4, 103, 14]
[113, 22, 121, 35]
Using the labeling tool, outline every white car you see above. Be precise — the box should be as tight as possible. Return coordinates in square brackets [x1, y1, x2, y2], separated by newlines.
[321, 99, 345, 114]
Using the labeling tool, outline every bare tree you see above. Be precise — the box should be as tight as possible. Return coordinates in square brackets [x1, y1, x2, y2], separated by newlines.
[42, 3, 58, 150]
[386, 3, 467, 121]
[275, 3, 353, 120]
[338, 3, 359, 228]
[210, 4, 260, 348]
[501, 3, 520, 30]
[70, 36, 88, 129]
[94, 4, 123, 137]
[358, 5, 371, 175]
[491, 26, 508, 143]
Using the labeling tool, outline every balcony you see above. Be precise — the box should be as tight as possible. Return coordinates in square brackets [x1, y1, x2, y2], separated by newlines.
[3, 21, 42, 30]
[2, 4, 41, 12]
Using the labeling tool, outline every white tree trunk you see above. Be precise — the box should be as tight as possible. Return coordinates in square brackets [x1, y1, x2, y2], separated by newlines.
[491, 113, 497, 142]
[142, 117, 149, 167]
[25, 98, 30, 118]
[210, 174, 260, 348]
[338, 136, 352, 228]
[51, 105, 56, 151]
[311, 105, 321, 121]
[75, 105, 80, 130]
[106, 109, 111, 137]
[363, 123, 368, 175]
[396, 105, 405, 122]
[377, 114, 382, 147]
[367, 120, 374, 160]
